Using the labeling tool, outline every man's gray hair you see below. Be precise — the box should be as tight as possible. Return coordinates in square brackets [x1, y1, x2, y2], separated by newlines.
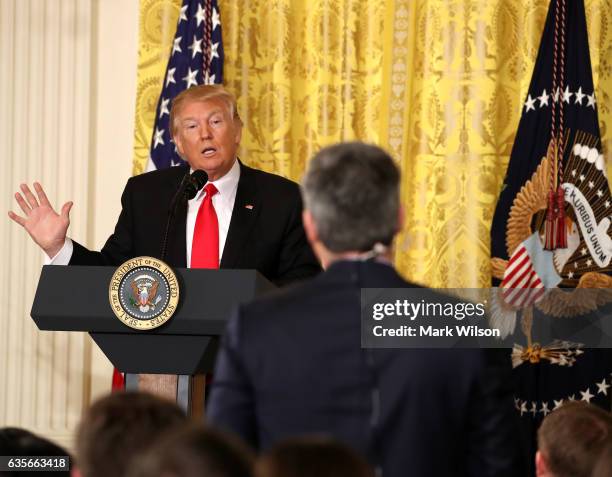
[301, 142, 400, 253]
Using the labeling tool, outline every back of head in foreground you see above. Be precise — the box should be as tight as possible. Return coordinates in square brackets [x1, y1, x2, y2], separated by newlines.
[127, 422, 254, 477]
[0, 427, 71, 477]
[301, 142, 400, 264]
[255, 437, 374, 477]
[536, 401, 612, 477]
[75, 391, 187, 477]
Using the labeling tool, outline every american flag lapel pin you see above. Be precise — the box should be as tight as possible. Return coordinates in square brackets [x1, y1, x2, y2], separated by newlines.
[245, 204, 254, 210]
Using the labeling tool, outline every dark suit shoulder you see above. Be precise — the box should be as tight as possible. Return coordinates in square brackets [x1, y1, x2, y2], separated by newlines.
[243, 276, 324, 315]
[240, 164, 300, 196]
[126, 165, 188, 189]
[238, 261, 409, 324]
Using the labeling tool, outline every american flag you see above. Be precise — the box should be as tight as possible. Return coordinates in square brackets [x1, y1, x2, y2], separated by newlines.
[147, 0, 224, 171]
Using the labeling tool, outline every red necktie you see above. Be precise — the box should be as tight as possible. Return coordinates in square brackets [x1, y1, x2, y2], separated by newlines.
[191, 183, 219, 269]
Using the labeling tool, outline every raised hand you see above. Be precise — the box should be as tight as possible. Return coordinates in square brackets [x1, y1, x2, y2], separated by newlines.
[8, 182, 73, 258]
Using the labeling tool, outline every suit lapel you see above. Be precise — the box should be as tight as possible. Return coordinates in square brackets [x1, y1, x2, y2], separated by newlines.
[164, 166, 189, 268]
[220, 162, 261, 269]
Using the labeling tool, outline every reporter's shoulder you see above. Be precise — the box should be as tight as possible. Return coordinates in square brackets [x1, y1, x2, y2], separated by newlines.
[237, 277, 319, 321]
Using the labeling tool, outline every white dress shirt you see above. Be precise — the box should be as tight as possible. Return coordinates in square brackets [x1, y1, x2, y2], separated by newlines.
[46, 158, 241, 267]
[186, 158, 239, 267]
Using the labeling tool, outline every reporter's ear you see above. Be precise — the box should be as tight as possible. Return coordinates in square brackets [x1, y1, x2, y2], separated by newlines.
[535, 450, 549, 477]
[397, 205, 405, 233]
[302, 210, 318, 245]
[71, 465, 82, 477]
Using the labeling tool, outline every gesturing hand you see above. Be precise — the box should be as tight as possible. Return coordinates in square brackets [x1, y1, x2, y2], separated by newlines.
[8, 182, 73, 258]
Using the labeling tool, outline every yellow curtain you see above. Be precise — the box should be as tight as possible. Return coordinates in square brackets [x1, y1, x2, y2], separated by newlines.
[132, 1, 181, 176]
[132, 0, 612, 287]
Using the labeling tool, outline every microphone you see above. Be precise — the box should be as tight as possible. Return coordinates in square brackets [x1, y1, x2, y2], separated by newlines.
[184, 169, 208, 200]
[160, 169, 209, 261]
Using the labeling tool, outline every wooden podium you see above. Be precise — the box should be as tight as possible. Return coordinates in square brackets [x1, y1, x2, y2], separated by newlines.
[30, 265, 274, 417]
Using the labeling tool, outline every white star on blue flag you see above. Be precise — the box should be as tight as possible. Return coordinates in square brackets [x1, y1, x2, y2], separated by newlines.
[147, 0, 224, 171]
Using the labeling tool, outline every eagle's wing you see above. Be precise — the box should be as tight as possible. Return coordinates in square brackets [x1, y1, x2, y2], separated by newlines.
[149, 281, 159, 302]
[131, 281, 139, 301]
[506, 153, 551, 257]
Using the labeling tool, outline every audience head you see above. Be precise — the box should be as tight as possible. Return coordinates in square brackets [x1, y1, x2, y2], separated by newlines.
[255, 437, 374, 477]
[127, 423, 254, 477]
[301, 142, 400, 265]
[536, 401, 612, 477]
[0, 427, 71, 476]
[74, 391, 187, 477]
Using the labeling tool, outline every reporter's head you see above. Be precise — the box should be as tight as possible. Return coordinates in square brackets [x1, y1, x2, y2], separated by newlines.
[301, 142, 400, 266]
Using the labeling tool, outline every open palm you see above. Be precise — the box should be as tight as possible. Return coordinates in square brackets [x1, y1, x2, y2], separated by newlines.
[8, 182, 72, 258]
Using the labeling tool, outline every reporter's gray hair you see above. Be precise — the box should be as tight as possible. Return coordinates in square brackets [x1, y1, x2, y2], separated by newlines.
[301, 142, 400, 253]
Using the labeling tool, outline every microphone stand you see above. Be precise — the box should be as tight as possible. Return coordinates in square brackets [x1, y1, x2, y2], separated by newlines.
[160, 172, 190, 262]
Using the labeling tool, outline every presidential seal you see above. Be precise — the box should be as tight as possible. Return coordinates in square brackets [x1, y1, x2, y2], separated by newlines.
[109, 256, 179, 330]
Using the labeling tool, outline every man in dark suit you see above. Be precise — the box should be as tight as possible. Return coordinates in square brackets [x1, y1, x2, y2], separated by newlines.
[8, 85, 320, 285]
[207, 142, 522, 477]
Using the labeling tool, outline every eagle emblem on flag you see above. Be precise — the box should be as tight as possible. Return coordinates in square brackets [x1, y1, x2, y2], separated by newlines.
[490, 139, 612, 353]
[489, 0, 612, 369]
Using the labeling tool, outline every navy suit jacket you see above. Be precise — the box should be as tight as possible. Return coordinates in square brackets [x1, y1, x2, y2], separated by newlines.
[208, 260, 522, 477]
[68, 162, 320, 285]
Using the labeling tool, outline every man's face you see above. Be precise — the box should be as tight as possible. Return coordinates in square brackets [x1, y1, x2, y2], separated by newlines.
[173, 98, 242, 181]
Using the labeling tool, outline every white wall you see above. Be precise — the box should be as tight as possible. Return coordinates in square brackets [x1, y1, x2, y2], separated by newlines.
[88, 0, 139, 406]
[0, 0, 138, 449]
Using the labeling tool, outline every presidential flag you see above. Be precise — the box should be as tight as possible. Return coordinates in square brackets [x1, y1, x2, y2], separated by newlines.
[490, 0, 612, 473]
[147, 0, 224, 171]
